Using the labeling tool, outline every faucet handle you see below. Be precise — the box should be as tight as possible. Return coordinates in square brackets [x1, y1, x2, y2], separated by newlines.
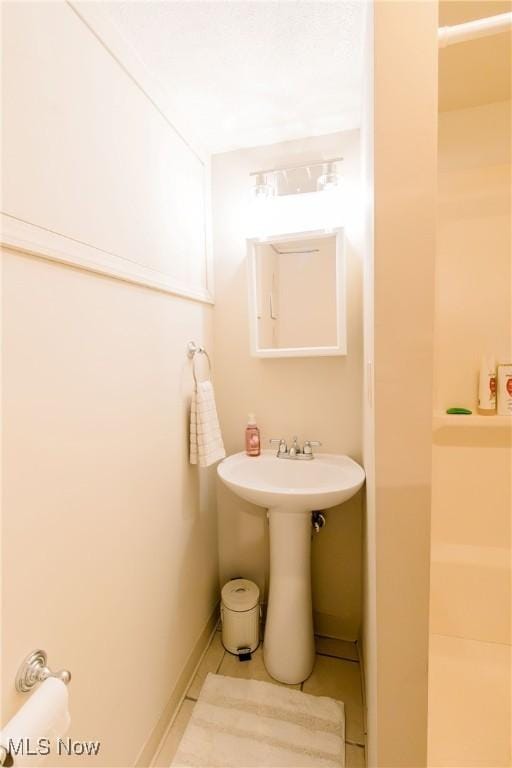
[303, 440, 322, 455]
[270, 438, 287, 454]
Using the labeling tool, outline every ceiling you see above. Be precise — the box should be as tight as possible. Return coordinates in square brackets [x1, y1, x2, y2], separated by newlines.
[102, 1, 365, 155]
[439, 1, 511, 111]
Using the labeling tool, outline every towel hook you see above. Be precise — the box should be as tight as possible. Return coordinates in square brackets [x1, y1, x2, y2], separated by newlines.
[187, 341, 212, 384]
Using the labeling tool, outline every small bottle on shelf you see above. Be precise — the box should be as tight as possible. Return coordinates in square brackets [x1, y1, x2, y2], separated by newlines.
[477, 356, 497, 415]
[497, 364, 512, 416]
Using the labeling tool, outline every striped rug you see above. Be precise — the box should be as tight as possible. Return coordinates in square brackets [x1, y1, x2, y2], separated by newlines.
[171, 673, 345, 767]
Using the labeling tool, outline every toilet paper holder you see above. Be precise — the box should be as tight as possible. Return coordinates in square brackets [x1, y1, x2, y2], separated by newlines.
[0, 650, 71, 766]
[15, 649, 71, 693]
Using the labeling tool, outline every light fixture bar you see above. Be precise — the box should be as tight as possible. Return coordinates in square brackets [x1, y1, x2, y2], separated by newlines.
[249, 157, 343, 178]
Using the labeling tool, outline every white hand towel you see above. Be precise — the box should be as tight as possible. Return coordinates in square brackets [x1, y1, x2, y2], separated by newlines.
[190, 380, 226, 467]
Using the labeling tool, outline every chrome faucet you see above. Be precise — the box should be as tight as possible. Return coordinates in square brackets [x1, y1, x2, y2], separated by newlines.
[289, 435, 300, 457]
[269, 437, 322, 460]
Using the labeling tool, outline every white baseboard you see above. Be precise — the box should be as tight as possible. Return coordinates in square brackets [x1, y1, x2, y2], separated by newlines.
[135, 604, 219, 768]
[356, 636, 368, 738]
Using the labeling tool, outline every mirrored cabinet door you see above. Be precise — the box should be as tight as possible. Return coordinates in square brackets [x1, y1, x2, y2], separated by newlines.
[247, 229, 346, 357]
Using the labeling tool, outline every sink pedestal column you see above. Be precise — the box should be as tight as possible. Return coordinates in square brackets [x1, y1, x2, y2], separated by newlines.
[263, 508, 315, 684]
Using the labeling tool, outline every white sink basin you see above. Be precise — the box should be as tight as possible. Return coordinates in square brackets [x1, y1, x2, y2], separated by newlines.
[217, 450, 365, 513]
[217, 449, 365, 685]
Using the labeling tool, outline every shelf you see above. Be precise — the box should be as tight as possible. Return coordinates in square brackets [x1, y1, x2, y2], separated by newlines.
[433, 413, 512, 431]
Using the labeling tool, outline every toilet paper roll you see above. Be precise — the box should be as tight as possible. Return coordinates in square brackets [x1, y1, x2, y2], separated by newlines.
[0, 678, 70, 765]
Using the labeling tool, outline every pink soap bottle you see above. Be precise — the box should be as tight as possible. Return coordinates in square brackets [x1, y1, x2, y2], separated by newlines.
[245, 413, 261, 457]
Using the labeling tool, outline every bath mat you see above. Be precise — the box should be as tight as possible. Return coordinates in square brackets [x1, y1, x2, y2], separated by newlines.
[171, 673, 345, 767]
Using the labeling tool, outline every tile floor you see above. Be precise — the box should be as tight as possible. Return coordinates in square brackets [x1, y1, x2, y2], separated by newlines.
[153, 627, 366, 767]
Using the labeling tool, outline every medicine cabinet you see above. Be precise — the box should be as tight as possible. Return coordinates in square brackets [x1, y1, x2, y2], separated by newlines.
[247, 228, 346, 358]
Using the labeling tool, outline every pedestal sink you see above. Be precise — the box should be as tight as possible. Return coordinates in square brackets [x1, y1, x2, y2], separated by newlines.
[217, 449, 365, 684]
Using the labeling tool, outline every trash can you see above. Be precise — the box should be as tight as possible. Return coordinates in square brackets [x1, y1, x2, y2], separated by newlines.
[221, 578, 260, 655]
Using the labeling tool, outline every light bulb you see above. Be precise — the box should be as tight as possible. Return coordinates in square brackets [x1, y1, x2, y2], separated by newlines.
[317, 162, 340, 192]
[253, 173, 275, 200]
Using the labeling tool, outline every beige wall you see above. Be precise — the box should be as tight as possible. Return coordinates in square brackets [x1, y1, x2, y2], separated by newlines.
[212, 130, 364, 641]
[1, 252, 218, 766]
[428, 100, 511, 767]
[363, 3, 438, 766]
[1, 1, 211, 300]
[1, 3, 218, 766]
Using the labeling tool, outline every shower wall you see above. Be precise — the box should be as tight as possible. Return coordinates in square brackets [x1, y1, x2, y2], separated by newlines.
[428, 99, 511, 767]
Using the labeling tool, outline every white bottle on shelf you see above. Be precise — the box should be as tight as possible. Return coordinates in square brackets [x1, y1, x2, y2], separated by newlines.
[497, 364, 512, 416]
[477, 356, 497, 414]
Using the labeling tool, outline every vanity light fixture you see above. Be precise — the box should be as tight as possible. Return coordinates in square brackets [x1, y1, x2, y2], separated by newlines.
[247, 158, 344, 239]
[250, 158, 343, 197]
